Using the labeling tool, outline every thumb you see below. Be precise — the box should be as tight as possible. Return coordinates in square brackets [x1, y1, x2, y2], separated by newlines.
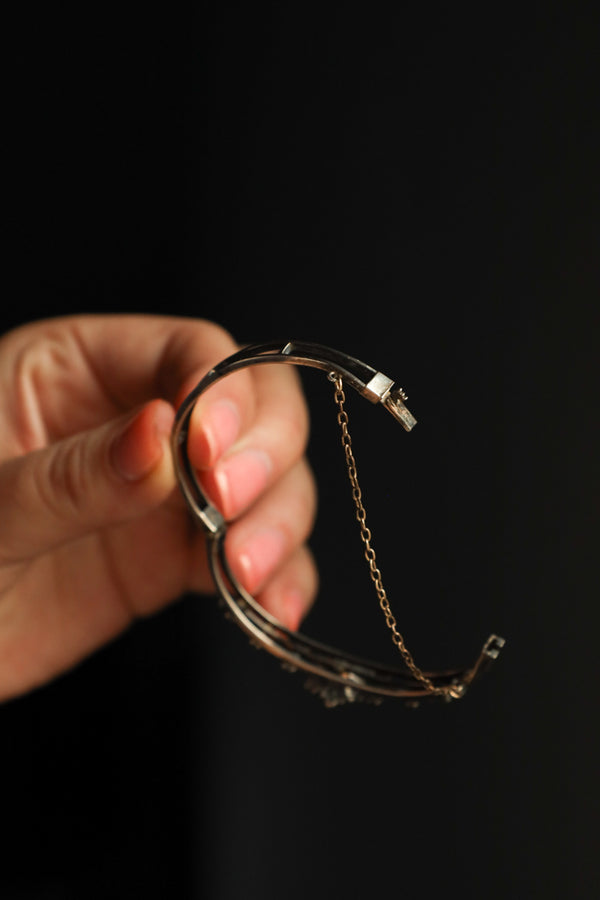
[0, 399, 176, 564]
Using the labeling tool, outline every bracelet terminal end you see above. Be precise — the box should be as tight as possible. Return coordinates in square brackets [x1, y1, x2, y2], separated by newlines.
[384, 391, 417, 432]
[362, 372, 417, 432]
[461, 633, 507, 688]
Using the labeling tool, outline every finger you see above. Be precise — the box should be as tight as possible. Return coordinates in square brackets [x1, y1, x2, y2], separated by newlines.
[69, 315, 243, 409]
[0, 400, 175, 564]
[223, 458, 317, 624]
[2, 318, 309, 498]
[255, 544, 318, 631]
[199, 365, 310, 520]
[0, 316, 252, 445]
[185, 368, 255, 470]
[186, 362, 309, 476]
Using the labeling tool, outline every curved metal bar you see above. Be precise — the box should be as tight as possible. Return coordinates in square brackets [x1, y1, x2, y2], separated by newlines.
[171, 340, 505, 706]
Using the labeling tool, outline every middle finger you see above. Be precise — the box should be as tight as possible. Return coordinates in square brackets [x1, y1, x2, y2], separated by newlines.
[198, 364, 310, 521]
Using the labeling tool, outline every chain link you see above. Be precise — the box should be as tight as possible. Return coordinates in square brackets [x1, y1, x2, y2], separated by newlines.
[330, 374, 454, 697]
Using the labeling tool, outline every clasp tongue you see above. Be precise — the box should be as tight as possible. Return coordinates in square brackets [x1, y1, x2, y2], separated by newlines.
[362, 371, 417, 432]
[384, 390, 417, 432]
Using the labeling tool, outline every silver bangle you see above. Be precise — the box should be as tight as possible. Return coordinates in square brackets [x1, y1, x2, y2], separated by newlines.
[171, 340, 505, 707]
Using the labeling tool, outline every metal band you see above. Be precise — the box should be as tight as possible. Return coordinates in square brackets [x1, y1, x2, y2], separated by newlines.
[171, 340, 504, 706]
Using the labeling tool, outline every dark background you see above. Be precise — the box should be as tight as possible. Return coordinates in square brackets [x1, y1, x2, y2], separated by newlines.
[3, 3, 599, 898]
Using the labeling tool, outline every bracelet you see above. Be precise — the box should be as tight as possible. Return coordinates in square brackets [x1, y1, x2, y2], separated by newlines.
[171, 340, 505, 707]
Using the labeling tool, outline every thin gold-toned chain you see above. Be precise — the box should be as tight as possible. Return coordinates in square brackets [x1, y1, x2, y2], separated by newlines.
[330, 373, 451, 696]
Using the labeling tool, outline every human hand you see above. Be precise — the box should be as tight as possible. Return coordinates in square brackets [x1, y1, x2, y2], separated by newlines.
[0, 315, 317, 701]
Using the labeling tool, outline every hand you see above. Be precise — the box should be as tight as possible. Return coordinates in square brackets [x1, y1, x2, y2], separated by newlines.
[0, 315, 317, 701]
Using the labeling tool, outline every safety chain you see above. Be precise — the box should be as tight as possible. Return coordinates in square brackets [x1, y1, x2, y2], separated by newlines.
[330, 373, 454, 697]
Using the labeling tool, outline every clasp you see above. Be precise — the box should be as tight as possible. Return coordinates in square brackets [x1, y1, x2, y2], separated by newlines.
[383, 391, 417, 432]
[362, 371, 417, 431]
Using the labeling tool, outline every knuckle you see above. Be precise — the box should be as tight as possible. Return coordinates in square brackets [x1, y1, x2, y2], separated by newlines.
[279, 412, 309, 457]
[193, 320, 240, 359]
[299, 459, 318, 519]
[271, 395, 310, 459]
[10, 327, 77, 452]
[279, 460, 317, 543]
[298, 544, 319, 598]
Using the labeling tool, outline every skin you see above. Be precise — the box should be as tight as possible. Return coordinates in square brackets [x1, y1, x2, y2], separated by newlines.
[0, 315, 318, 702]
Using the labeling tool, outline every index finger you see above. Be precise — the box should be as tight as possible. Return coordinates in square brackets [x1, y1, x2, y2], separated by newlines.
[0, 315, 253, 446]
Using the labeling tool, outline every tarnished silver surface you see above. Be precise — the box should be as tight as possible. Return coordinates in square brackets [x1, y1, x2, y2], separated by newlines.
[171, 340, 505, 706]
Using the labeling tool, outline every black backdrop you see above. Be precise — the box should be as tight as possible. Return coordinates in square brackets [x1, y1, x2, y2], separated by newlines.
[3, 4, 599, 898]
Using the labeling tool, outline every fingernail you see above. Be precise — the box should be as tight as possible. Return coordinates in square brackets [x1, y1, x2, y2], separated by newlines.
[235, 527, 287, 594]
[111, 403, 172, 482]
[196, 399, 241, 468]
[213, 448, 272, 518]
